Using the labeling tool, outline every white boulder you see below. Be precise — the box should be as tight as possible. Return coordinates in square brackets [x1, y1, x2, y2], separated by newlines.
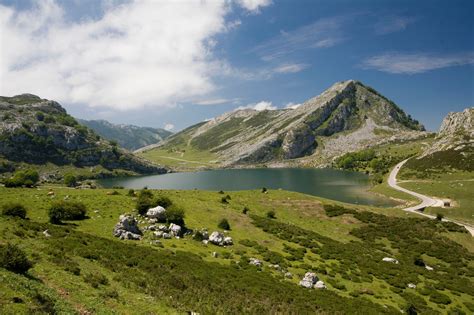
[314, 280, 326, 289]
[408, 283, 417, 289]
[249, 258, 262, 267]
[209, 231, 224, 245]
[146, 206, 166, 220]
[162, 233, 172, 239]
[223, 236, 233, 245]
[299, 272, 318, 288]
[169, 223, 182, 237]
[425, 265, 434, 271]
[382, 257, 399, 264]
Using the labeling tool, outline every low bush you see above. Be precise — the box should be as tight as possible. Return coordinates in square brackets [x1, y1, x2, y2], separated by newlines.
[156, 195, 172, 208]
[2, 203, 27, 219]
[136, 189, 154, 215]
[127, 189, 135, 197]
[166, 206, 185, 226]
[4, 169, 39, 188]
[324, 204, 355, 217]
[64, 173, 77, 187]
[266, 210, 276, 219]
[218, 218, 231, 230]
[429, 291, 452, 305]
[84, 272, 109, 288]
[48, 201, 87, 224]
[242, 207, 249, 214]
[0, 243, 33, 274]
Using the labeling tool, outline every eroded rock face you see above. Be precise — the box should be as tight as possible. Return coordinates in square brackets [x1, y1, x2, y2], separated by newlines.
[299, 272, 319, 288]
[113, 214, 142, 240]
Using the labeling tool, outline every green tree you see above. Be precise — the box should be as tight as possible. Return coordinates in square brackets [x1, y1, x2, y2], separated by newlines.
[64, 173, 77, 187]
[218, 218, 231, 230]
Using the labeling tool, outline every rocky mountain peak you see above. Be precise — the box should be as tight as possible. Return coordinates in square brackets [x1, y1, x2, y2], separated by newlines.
[438, 107, 473, 138]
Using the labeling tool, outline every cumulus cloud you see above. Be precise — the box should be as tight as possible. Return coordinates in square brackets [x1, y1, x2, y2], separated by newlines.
[361, 52, 474, 74]
[0, 0, 229, 110]
[236, 100, 276, 111]
[164, 123, 175, 131]
[237, 0, 272, 13]
[285, 102, 302, 109]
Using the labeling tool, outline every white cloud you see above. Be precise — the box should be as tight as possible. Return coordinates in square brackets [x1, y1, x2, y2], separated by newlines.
[273, 63, 309, 73]
[0, 0, 230, 110]
[361, 52, 474, 74]
[227, 19, 242, 30]
[252, 16, 347, 61]
[195, 98, 240, 105]
[164, 123, 175, 131]
[375, 16, 416, 35]
[237, 0, 272, 13]
[236, 100, 276, 111]
[285, 102, 301, 109]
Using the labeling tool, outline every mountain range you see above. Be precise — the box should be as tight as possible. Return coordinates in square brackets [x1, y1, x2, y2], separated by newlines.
[77, 119, 172, 151]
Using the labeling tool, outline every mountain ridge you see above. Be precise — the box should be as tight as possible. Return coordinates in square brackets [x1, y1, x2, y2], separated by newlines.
[152, 80, 426, 167]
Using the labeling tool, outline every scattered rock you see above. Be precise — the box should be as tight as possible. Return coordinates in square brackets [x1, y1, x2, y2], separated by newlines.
[249, 258, 262, 267]
[43, 229, 51, 237]
[148, 225, 157, 231]
[113, 214, 142, 240]
[299, 272, 318, 288]
[268, 264, 281, 270]
[169, 223, 182, 237]
[202, 240, 209, 245]
[425, 265, 434, 271]
[382, 257, 399, 264]
[407, 283, 417, 289]
[209, 231, 232, 246]
[158, 224, 169, 232]
[154, 231, 164, 238]
[212, 252, 218, 258]
[314, 280, 326, 289]
[284, 272, 293, 279]
[162, 233, 172, 239]
[146, 206, 166, 220]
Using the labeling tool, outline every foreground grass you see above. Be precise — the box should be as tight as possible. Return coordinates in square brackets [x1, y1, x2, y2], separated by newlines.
[0, 186, 473, 314]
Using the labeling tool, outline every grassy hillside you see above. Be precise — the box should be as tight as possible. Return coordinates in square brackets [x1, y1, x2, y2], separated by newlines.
[0, 186, 472, 314]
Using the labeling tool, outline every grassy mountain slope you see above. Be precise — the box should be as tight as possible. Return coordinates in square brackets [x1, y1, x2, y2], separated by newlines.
[143, 80, 426, 169]
[77, 119, 172, 151]
[0, 94, 167, 180]
[0, 186, 472, 314]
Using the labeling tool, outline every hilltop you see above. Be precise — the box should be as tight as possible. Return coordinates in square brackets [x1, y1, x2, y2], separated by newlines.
[77, 119, 172, 151]
[141, 80, 426, 170]
[0, 94, 167, 180]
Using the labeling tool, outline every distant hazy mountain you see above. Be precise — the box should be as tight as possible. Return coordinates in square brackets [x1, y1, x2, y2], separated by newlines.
[0, 94, 166, 174]
[154, 80, 425, 166]
[77, 119, 173, 151]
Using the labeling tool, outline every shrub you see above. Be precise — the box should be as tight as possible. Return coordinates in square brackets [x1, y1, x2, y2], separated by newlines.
[193, 231, 205, 241]
[166, 206, 185, 226]
[414, 257, 425, 267]
[127, 189, 135, 197]
[48, 201, 87, 224]
[266, 210, 276, 219]
[4, 169, 39, 188]
[429, 291, 451, 305]
[261, 187, 267, 193]
[218, 218, 231, 230]
[136, 189, 154, 215]
[324, 204, 355, 217]
[84, 272, 109, 288]
[2, 203, 27, 219]
[436, 213, 444, 221]
[0, 244, 33, 274]
[242, 207, 249, 215]
[63, 173, 77, 187]
[155, 196, 172, 208]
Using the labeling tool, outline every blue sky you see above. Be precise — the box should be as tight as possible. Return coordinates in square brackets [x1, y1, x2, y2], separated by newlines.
[0, 0, 473, 131]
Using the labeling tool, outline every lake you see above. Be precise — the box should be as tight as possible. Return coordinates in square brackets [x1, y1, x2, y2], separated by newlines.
[99, 168, 398, 207]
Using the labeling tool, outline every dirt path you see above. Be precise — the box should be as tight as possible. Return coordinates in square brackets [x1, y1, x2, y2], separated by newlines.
[388, 159, 474, 236]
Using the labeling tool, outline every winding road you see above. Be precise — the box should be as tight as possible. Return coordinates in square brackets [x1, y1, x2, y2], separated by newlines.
[388, 159, 474, 236]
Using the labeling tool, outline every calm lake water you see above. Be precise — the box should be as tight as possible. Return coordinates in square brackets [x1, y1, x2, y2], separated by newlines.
[99, 168, 397, 207]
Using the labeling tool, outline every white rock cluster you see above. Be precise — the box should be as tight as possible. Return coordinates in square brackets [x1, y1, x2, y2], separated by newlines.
[113, 214, 142, 240]
[209, 231, 233, 246]
[299, 272, 326, 289]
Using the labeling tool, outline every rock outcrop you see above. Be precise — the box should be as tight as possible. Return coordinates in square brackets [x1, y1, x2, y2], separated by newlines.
[146, 206, 166, 220]
[113, 215, 142, 240]
[0, 94, 167, 175]
[299, 272, 319, 288]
